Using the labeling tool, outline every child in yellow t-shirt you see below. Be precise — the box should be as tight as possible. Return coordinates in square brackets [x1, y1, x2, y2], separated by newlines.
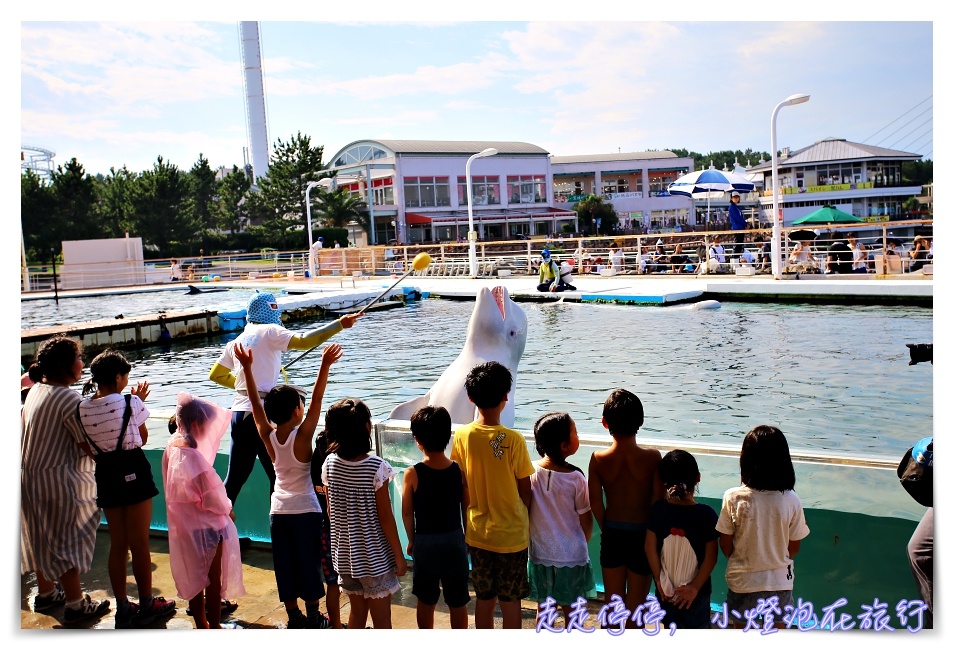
[450, 361, 535, 629]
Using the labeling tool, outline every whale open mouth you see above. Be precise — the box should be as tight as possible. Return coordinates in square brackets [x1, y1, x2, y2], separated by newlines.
[491, 286, 507, 320]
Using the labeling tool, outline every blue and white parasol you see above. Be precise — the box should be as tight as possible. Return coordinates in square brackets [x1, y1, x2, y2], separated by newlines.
[668, 167, 756, 225]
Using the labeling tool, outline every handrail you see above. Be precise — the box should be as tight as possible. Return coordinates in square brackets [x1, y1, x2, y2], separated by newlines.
[22, 218, 932, 292]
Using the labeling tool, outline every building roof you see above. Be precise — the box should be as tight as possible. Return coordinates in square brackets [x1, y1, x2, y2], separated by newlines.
[749, 137, 922, 171]
[550, 151, 678, 164]
[370, 140, 550, 155]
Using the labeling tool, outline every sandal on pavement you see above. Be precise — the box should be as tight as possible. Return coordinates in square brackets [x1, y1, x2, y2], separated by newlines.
[186, 599, 239, 617]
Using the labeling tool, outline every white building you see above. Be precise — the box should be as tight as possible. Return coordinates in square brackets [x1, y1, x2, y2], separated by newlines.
[549, 150, 696, 232]
[749, 137, 924, 225]
[325, 140, 577, 245]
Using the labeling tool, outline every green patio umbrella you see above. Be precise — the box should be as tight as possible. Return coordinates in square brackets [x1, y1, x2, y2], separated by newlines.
[792, 205, 864, 225]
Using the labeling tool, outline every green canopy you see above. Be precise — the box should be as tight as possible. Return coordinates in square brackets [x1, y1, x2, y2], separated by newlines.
[792, 205, 864, 225]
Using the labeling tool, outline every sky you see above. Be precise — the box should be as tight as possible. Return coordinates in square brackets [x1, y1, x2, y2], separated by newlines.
[18, 18, 936, 178]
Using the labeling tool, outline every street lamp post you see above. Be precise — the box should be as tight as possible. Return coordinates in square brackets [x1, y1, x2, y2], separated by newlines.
[305, 180, 320, 278]
[770, 93, 810, 279]
[466, 147, 498, 277]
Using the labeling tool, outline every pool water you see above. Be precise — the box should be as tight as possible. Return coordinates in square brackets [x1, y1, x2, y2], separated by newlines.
[45, 297, 932, 460]
[20, 286, 255, 329]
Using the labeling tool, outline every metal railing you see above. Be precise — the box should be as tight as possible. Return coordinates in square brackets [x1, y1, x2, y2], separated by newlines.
[21, 219, 932, 293]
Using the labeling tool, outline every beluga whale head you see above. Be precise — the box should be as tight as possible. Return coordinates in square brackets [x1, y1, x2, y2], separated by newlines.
[387, 285, 528, 427]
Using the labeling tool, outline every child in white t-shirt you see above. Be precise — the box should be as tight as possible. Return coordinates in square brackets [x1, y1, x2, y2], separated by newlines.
[716, 425, 810, 629]
[527, 412, 595, 628]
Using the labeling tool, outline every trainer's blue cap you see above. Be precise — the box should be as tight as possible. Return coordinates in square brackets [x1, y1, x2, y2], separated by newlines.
[541, 248, 551, 260]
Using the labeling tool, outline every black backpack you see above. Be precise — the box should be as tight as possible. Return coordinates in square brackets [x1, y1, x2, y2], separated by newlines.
[897, 437, 933, 508]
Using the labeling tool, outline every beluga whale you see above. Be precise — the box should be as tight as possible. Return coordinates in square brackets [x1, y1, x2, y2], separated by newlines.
[388, 285, 527, 427]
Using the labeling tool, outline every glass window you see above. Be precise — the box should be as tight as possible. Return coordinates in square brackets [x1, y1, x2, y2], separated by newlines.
[403, 179, 420, 208]
[507, 175, 546, 204]
[405, 177, 449, 208]
[457, 176, 500, 206]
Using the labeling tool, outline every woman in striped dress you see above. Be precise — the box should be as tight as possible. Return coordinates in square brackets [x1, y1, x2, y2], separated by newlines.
[21, 335, 111, 624]
[321, 398, 407, 629]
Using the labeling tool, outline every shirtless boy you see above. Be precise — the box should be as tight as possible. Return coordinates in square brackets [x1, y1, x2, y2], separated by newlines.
[588, 388, 663, 625]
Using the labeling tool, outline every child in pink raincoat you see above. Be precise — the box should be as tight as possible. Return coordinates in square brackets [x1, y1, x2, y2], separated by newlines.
[163, 393, 246, 628]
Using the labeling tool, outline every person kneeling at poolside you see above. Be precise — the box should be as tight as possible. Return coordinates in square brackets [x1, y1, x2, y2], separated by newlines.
[537, 249, 572, 292]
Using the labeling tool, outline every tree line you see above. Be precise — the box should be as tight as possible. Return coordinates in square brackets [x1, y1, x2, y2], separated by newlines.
[21, 137, 932, 262]
[20, 132, 368, 263]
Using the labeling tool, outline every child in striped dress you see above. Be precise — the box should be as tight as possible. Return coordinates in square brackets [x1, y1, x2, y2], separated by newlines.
[321, 398, 407, 629]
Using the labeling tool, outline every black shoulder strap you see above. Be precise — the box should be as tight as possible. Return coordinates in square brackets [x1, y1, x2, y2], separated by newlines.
[79, 394, 132, 455]
[116, 394, 133, 449]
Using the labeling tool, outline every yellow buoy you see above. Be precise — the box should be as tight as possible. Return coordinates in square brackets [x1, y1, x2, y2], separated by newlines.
[412, 252, 432, 271]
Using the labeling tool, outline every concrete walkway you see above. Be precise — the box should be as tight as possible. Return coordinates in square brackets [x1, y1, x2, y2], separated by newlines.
[20, 530, 607, 631]
[22, 269, 934, 308]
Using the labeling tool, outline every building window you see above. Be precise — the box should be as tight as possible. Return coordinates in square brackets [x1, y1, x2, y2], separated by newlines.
[602, 178, 630, 194]
[507, 175, 546, 204]
[457, 176, 500, 206]
[404, 177, 450, 208]
[649, 171, 678, 196]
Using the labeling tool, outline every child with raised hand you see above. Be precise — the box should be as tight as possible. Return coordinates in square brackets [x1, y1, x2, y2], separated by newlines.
[77, 349, 176, 628]
[401, 406, 471, 629]
[588, 388, 663, 627]
[163, 393, 246, 629]
[716, 425, 810, 628]
[235, 342, 341, 629]
[645, 450, 719, 630]
[321, 397, 407, 629]
[528, 412, 595, 628]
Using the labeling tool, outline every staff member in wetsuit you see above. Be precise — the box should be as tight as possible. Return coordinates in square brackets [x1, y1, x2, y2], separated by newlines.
[208, 292, 362, 509]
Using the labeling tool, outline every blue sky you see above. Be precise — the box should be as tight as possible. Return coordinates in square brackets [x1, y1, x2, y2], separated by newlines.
[19, 18, 935, 177]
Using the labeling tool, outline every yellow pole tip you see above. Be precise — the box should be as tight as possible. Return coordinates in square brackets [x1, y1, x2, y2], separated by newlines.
[412, 252, 432, 271]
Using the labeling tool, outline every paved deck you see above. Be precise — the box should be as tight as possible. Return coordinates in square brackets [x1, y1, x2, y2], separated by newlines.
[20, 529, 604, 631]
[22, 271, 934, 308]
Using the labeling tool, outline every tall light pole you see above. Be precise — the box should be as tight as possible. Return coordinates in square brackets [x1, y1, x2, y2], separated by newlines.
[771, 93, 810, 279]
[305, 180, 320, 278]
[466, 147, 498, 277]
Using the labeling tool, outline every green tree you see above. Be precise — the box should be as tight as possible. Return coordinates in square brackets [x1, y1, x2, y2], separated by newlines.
[186, 154, 218, 242]
[669, 148, 771, 172]
[314, 188, 368, 230]
[573, 194, 618, 235]
[902, 159, 933, 187]
[213, 165, 252, 235]
[250, 132, 330, 249]
[20, 170, 56, 261]
[50, 158, 103, 245]
[128, 156, 195, 255]
[96, 166, 138, 238]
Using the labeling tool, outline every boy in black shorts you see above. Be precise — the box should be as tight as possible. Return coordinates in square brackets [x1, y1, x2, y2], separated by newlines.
[588, 389, 663, 627]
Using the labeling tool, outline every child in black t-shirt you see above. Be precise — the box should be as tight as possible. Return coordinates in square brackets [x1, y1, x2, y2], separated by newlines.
[401, 406, 471, 629]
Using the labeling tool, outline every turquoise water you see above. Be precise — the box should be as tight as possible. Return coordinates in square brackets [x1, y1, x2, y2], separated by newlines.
[84, 298, 934, 459]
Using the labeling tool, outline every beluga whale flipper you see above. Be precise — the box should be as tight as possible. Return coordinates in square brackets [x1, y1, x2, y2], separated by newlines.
[388, 285, 527, 427]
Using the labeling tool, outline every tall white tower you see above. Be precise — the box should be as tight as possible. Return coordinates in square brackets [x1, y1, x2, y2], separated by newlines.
[240, 22, 270, 184]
